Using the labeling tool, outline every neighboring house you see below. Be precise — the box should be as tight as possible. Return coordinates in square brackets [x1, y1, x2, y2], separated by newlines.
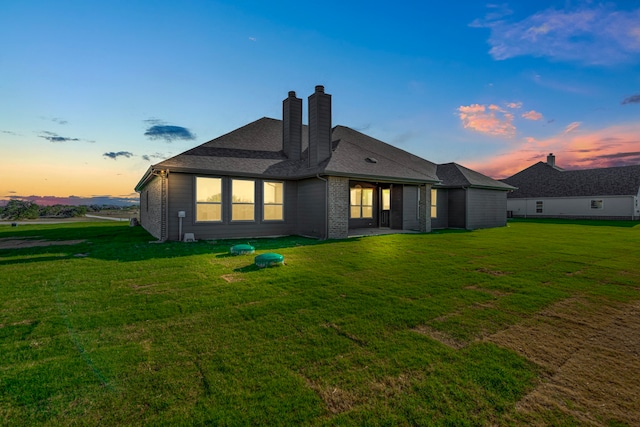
[502, 153, 640, 220]
[135, 86, 514, 241]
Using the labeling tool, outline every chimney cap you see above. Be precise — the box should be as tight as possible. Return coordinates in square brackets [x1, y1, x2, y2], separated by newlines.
[288, 91, 296, 97]
[315, 85, 325, 93]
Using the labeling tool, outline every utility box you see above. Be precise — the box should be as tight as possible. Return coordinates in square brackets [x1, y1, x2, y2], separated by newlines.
[178, 211, 186, 218]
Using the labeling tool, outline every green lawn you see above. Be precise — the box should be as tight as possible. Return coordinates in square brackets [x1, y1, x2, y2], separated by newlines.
[1, 220, 638, 426]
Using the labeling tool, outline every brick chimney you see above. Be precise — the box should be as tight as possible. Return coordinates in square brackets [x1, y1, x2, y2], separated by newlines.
[283, 91, 302, 160]
[308, 85, 332, 166]
[547, 153, 556, 167]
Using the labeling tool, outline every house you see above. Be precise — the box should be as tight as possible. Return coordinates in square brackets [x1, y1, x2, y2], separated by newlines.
[502, 153, 640, 220]
[135, 86, 514, 241]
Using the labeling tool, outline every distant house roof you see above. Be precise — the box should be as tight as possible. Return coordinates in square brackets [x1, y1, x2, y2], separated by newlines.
[136, 117, 441, 190]
[502, 161, 640, 198]
[436, 163, 515, 191]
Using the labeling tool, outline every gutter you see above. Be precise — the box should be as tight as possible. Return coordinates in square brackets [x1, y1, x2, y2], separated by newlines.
[134, 166, 155, 192]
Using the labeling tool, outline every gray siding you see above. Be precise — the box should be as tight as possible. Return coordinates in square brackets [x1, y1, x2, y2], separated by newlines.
[402, 185, 420, 230]
[296, 178, 326, 238]
[447, 189, 467, 229]
[390, 185, 403, 229]
[467, 188, 508, 229]
[431, 188, 449, 229]
[139, 175, 163, 239]
[507, 195, 639, 220]
[166, 173, 298, 241]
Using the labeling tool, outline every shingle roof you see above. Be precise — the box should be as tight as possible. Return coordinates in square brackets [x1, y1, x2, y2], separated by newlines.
[502, 161, 640, 198]
[436, 163, 515, 191]
[327, 126, 439, 182]
[142, 117, 440, 184]
[136, 117, 510, 191]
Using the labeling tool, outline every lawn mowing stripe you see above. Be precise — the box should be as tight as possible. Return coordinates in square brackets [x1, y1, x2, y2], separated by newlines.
[53, 279, 113, 390]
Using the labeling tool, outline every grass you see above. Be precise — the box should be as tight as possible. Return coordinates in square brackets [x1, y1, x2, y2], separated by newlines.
[1, 220, 639, 425]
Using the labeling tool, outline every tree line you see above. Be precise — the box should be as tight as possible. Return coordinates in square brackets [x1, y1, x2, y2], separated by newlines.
[0, 200, 137, 220]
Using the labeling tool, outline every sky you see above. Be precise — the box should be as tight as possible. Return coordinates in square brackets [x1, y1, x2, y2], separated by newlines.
[1, 0, 639, 206]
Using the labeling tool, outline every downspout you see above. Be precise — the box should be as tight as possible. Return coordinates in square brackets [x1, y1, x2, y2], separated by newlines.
[316, 173, 328, 239]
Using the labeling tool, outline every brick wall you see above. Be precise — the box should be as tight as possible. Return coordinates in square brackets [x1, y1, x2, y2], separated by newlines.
[327, 176, 349, 239]
[140, 174, 164, 239]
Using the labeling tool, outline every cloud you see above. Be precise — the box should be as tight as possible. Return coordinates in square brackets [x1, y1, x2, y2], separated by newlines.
[249, 37, 257, 42]
[38, 131, 80, 143]
[461, 122, 640, 178]
[143, 118, 164, 125]
[622, 94, 640, 105]
[103, 151, 134, 160]
[522, 110, 543, 120]
[40, 116, 69, 125]
[563, 122, 581, 134]
[52, 117, 68, 125]
[143, 120, 196, 142]
[506, 102, 522, 109]
[141, 152, 166, 162]
[473, 4, 640, 65]
[457, 103, 516, 138]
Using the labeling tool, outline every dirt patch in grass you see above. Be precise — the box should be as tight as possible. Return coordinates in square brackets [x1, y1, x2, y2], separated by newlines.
[464, 285, 511, 297]
[476, 267, 510, 276]
[221, 274, 243, 283]
[0, 237, 86, 249]
[485, 296, 640, 426]
[412, 324, 467, 349]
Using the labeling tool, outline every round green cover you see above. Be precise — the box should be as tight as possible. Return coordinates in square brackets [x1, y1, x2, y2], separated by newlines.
[230, 244, 255, 255]
[254, 252, 284, 267]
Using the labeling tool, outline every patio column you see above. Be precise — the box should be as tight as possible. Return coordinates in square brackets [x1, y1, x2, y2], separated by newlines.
[327, 176, 349, 239]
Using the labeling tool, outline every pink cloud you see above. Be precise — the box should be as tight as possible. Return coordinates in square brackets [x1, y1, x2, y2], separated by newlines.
[460, 123, 640, 178]
[506, 102, 522, 109]
[522, 110, 543, 120]
[564, 121, 581, 134]
[457, 103, 516, 138]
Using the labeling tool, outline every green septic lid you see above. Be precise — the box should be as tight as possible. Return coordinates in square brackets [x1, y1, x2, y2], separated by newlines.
[254, 252, 284, 268]
[230, 244, 255, 255]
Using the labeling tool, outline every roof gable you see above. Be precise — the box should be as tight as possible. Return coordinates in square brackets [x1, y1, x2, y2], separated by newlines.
[436, 163, 515, 190]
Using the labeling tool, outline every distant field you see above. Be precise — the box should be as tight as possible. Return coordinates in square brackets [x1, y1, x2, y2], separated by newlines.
[0, 209, 139, 224]
[1, 220, 638, 426]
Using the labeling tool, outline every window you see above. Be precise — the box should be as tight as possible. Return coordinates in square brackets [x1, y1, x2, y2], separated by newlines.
[382, 189, 391, 210]
[431, 188, 437, 218]
[196, 177, 222, 221]
[232, 179, 255, 221]
[350, 185, 373, 218]
[536, 201, 543, 213]
[263, 181, 284, 221]
[591, 199, 603, 209]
